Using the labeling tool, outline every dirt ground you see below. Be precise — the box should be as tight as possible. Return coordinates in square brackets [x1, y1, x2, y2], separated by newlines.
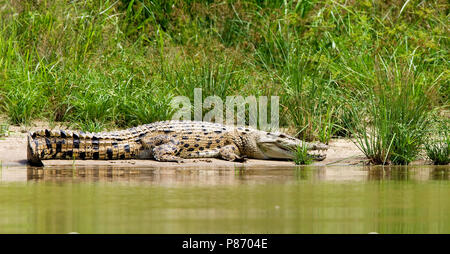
[0, 122, 428, 168]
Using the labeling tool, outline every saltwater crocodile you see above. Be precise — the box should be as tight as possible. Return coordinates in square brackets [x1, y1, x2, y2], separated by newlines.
[27, 120, 328, 166]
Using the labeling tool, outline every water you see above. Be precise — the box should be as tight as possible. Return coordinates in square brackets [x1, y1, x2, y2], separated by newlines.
[0, 165, 449, 234]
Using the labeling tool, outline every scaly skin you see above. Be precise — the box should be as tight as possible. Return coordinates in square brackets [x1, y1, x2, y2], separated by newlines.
[27, 120, 328, 166]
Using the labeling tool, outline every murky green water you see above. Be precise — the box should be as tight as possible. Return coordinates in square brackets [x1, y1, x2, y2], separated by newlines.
[0, 165, 449, 234]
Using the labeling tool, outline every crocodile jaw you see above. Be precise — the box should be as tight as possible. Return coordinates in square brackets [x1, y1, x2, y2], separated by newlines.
[255, 131, 328, 160]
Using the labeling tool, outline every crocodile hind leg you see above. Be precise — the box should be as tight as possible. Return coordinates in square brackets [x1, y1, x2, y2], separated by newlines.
[140, 135, 183, 163]
[219, 144, 247, 162]
[152, 143, 184, 163]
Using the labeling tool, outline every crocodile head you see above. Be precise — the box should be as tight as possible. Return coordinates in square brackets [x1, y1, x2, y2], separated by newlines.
[251, 130, 328, 160]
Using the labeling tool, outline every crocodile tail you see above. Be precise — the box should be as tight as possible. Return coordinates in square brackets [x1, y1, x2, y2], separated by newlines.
[27, 129, 142, 162]
[27, 133, 44, 166]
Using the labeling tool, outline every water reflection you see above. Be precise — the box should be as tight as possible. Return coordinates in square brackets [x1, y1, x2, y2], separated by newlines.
[19, 164, 450, 185]
[0, 164, 448, 233]
[367, 165, 450, 181]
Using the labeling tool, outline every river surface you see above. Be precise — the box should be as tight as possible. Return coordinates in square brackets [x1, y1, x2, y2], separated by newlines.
[0, 164, 448, 234]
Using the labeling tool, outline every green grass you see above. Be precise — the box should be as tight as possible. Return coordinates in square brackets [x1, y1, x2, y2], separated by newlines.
[293, 142, 313, 165]
[0, 123, 9, 137]
[425, 120, 450, 165]
[0, 1, 448, 164]
[349, 55, 433, 165]
[426, 139, 450, 165]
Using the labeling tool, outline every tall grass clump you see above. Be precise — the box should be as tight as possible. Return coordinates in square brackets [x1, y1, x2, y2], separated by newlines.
[0, 122, 9, 137]
[293, 142, 313, 165]
[351, 56, 433, 165]
[425, 120, 450, 165]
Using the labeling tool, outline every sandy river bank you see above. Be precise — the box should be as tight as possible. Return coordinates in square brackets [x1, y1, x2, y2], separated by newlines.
[0, 122, 429, 168]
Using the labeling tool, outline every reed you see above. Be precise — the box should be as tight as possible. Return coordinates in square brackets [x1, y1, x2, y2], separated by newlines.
[350, 55, 433, 165]
[293, 142, 313, 165]
[425, 120, 450, 165]
[0, 122, 8, 137]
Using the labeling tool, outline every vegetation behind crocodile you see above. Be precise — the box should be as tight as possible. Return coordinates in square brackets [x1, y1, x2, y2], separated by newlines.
[27, 120, 328, 166]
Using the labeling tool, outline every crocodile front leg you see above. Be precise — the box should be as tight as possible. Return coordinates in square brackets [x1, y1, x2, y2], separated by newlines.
[219, 144, 247, 162]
